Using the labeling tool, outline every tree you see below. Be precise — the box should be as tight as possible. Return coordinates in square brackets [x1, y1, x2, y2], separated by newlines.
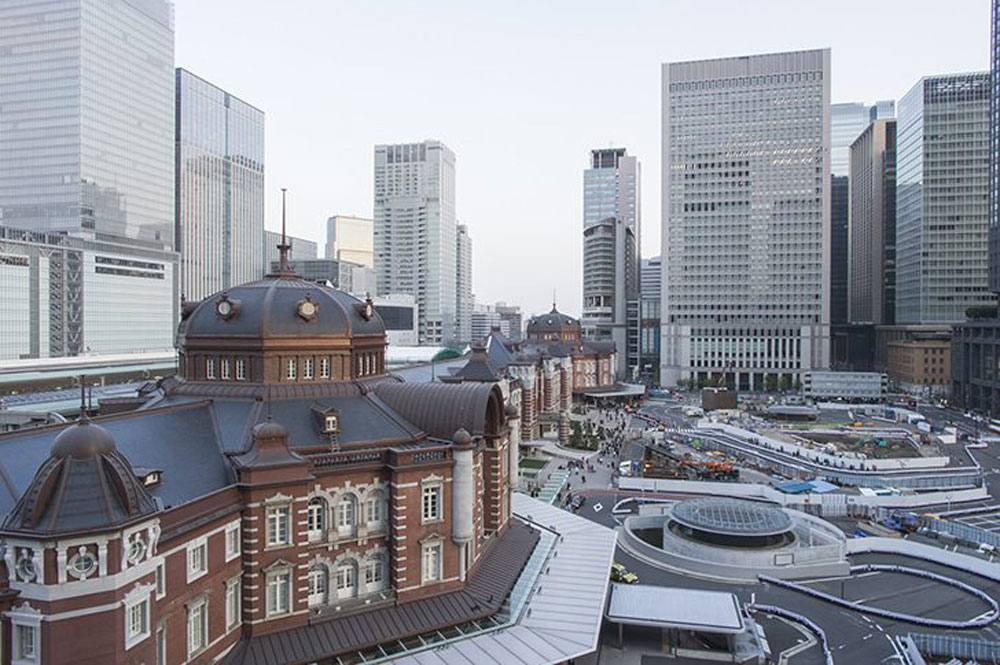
[778, 376, 791, 392]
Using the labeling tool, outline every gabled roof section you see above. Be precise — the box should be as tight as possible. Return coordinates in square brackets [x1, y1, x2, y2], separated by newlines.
[484, 331, 517, 369]
[443, 345, 503, 383]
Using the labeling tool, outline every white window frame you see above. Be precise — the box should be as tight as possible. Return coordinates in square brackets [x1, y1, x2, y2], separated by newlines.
[221, 357, 231, 380]
[186, 536, 208, 583]
[366, 494, 384, 526]
[319, 356, 330, 378]
[307, 565, 328, 607]
[225, 576, 241, 631]
[155, 561, 166, 599]
[266, 569, 292, 617]
[324, 414, 338, 434]
[266, 506, 291, 547]
[421, 539, 443, 584]
[187, 597, 208, 657]
[286, 358, 297, 380]
[235, 358, 247, 380]
[156, 623, 166, 665]
[303, 357, 314, 379]
[421, 482, 442, 523]
[224, 521, 241, 562]
[12, 621, 39, 665]
[336, 495, 356, 533]
[205, 357, 216, 380]
[335, 561, 357, 599]
[125, 595, 150, 650]
[307, 497, 327, 540]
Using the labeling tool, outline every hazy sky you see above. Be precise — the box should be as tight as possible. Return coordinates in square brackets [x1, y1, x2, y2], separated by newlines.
[175, 0, 989, 318]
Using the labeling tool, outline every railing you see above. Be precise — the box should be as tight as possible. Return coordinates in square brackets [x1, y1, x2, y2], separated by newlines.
[906, 632, 1000, 663]
[312, 450, 385, 467]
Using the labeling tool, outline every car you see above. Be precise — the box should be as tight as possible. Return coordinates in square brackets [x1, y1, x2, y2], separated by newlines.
[570, 495, 585, 511]
[610, 562, 639, 584]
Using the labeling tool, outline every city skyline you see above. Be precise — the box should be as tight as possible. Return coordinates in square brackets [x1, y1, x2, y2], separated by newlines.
[174, 0, 989, 317]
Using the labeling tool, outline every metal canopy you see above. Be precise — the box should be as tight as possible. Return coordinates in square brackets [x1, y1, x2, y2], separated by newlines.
[607, 584, 745, 634]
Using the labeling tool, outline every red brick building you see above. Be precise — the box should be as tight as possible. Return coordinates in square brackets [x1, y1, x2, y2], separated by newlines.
[0, 263, 523, 665]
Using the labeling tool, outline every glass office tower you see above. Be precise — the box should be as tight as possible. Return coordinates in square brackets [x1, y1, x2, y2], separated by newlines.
[0, 0, 175, 247]
[660, 49, 831, 389]
[175, 68, 265, 301]
[896, 73, 991, 324]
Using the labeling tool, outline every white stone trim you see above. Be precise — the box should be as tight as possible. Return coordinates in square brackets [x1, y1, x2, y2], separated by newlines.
[124, 583, 153, 651]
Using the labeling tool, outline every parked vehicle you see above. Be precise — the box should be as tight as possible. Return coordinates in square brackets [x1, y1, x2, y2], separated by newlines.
[610, 562, 638, 584]
[570, 495, 585, 511]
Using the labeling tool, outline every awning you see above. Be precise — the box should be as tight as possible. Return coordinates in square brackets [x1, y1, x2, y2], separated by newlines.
[606, 584, 745, 634]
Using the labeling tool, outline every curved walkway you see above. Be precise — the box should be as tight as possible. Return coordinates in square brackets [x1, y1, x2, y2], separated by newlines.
[760, 563, 999, 629]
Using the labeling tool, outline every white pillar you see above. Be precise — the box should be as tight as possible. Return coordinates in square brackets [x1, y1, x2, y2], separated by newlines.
[451, 429, 474, 580]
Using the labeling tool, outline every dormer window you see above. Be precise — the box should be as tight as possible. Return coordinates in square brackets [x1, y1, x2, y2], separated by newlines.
[324, 414, 339, 436]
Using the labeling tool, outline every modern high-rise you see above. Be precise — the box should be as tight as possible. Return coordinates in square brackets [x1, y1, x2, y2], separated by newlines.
[456, 223, 473, 344]
[175, 68, 264, 302]
[639, 256, 662, 384]
[494, 302, 523, 341]
[582, 148, 640, 378]
[660, 49, 831, 389]
[952, 0, 1000, 414]
[896, 73, 992, 324]
[0, 0, 175, 245]
[374, 141, 457, 345]
[325, 215, 374, 268]
[849, 119, 897, 326]
[830, 101, 894, 329]
[0, 0, 177, 358]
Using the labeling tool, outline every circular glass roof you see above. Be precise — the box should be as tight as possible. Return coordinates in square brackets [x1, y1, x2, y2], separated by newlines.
[671, 497, 792, 537]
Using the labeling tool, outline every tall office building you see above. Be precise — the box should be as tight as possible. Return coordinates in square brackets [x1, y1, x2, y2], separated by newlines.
[0, 0, 177, 358]
[456, 224, 473, 344]
[374, 141, 457, 345]
[953, 0, 1000, 413]
[325, 215, 374, 268]
[175, 69, 264, 302]
[830, 101, 894, 329]
[849, 119, 897, 326]
[660, 49, 831, 389]
[896, 73, 992, 324]
[495, 302, 523, 341]
[639, 256, 662, 384]
[582, 148, 640, 378]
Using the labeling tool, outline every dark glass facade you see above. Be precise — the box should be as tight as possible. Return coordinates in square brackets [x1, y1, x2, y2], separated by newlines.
[830, 176, 849, 325]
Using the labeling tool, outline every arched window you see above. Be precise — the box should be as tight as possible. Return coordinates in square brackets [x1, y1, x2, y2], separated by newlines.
[307, 565, 328, 607]
[364, 553, 387, 593]
[336, 495, 357, 535]
[307, 497, 327, 541]
[365, 490, 385, 529]
[335, 560, 357, 599]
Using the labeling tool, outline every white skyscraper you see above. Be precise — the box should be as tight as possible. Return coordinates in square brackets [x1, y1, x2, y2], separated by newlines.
[374, 141, 457, 345]
[456, 223, 473, 344]
[582, 148, 640, 378]
[660, 49, 831, 389]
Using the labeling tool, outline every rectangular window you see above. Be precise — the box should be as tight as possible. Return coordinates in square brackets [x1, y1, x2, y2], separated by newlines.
[187, 540, 207, 582]
[422, 484, 441, 522]
[267, 506, 290, 546]
[225, 522, 241, 561]
[226, 578, 241, 630]
[127, 599, 149, 641]
[155, 561, 166, 599]
[367, 497, 382, 524]
[235, 358, 247, 380]
[286, 358, 297, 380]
[267, 571, 291, 616]
[187, 600, 208, 656]
[221, 358, 231, 379]
[303, 357, 314, 379]
[15, 624, 36, 661]
[365, 560, 383, 585]
[320, 357, 330, 378]
[156, 625, 165, 665]
[206, 358, 216, 380]
[422, 542, 442, 582]
[324, 414, 338, 434]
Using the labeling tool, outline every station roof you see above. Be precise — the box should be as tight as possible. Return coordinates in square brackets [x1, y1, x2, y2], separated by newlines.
[606, 584, 744, 634]
[582, 383, 647, 398]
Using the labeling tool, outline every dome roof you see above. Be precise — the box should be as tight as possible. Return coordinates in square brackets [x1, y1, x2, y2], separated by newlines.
[51, 420, 116, 459]
[671, 497, 792, 537]
[181, 274, 385, 343]
[526, 306, 581, 335]
[4, 420, 159, 536]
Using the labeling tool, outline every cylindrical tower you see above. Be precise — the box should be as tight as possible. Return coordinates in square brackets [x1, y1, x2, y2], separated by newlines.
[505, 403, 520, 489]
[451, 429, 475, 580]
